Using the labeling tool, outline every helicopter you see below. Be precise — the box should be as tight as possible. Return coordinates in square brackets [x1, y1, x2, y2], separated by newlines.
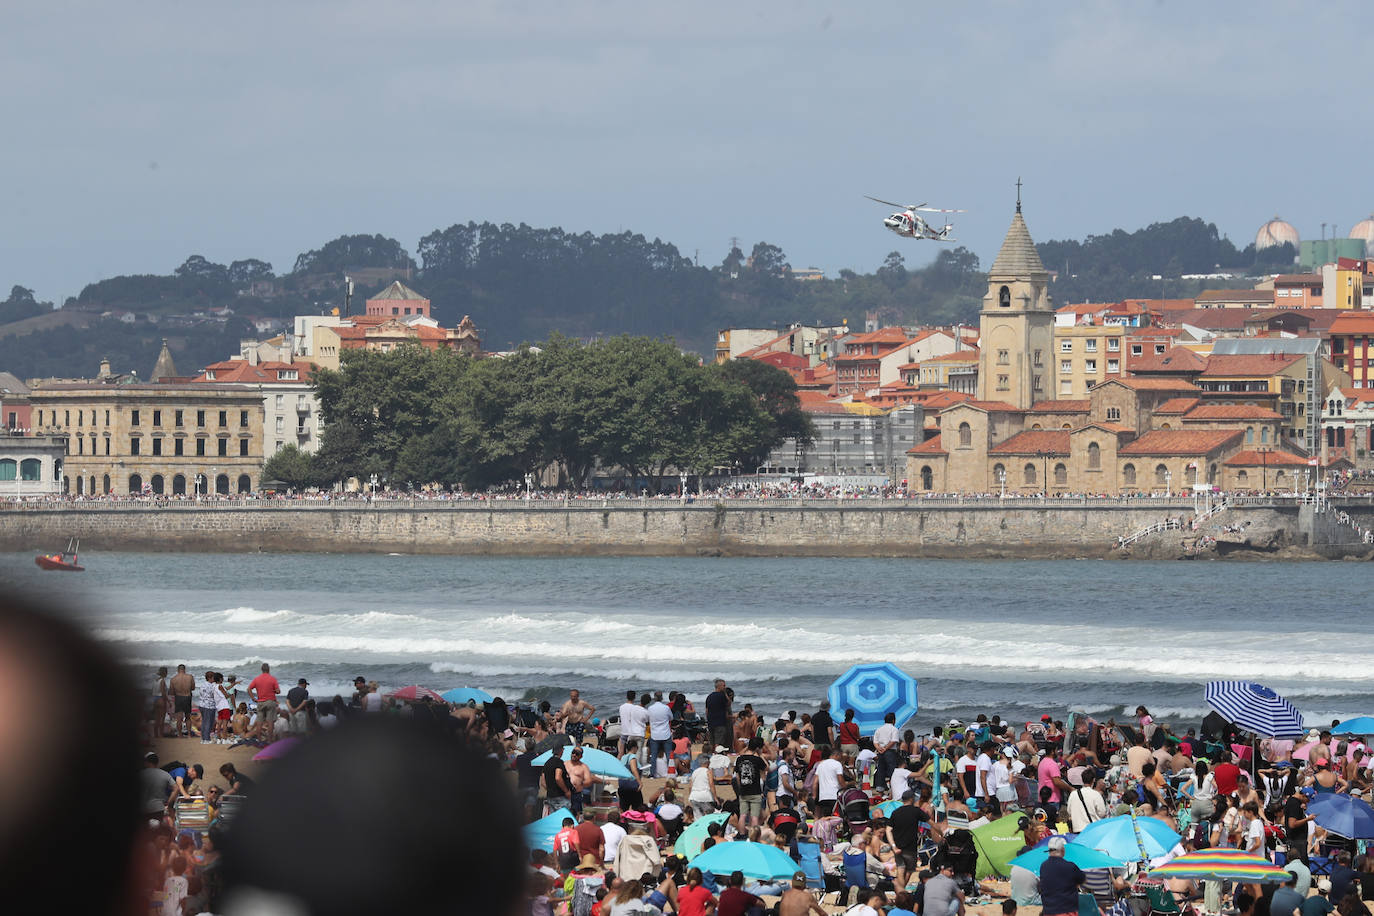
[865, 196, 965, 241]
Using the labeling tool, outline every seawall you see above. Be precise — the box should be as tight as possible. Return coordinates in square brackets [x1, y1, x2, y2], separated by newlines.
[5, 497, 1374, 559]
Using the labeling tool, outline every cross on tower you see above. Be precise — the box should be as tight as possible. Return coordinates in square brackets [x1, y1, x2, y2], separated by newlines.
[1016, 177, 1023, 214]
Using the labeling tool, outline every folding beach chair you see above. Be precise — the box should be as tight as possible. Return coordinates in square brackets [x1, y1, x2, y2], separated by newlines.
[216, 794, 246, 826]
[173, 796, 211, 834]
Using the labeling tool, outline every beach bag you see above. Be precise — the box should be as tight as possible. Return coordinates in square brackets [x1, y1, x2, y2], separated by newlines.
[803, 765, 818, 795]
[572, 876, 601, 916]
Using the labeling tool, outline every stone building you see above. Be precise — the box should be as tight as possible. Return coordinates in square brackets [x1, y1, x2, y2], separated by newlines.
[0, 435, 66, 496]
[29, 379, 265, 496]
[976, 198, 1054, 409]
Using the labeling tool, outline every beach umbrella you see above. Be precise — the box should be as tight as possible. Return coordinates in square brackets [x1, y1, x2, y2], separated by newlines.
[1074, 814, 1181, 861]
[827, 662, 918, 735]
[1204, 681, 1304, 738]
[971, 813, 1033, 878]
[676, 811, 732, 859]
[252, 737, 303, 761]
[873, 800, 903, 818]
[1010, 843, 1125, 872]
[689, 841, 799, 881]
[1291, 741, 1319, 761]
[1148, 848, 1289, 882]
[387, 685, 445, 702]
[530, 746, 633, 780]
[1308, 793, 1374, 839]
[441, 687, 493, 706]
[1332, 716, 1374, 736]
[524, 806, 574, 851]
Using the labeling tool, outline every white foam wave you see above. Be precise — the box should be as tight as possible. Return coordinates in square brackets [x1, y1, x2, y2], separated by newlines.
[222, 607, 290, 624]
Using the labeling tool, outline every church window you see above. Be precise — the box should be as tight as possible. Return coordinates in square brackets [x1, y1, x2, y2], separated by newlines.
[1054, 463, 1067, 485]
[1106, 407, 1120, 421]
[1033, 350, 1043, 366]
[1123, 463, 1137, 486]
[999, 286, 1010, 308]
[997, 349, 1009, 365]
[1246, 426, 1254, 444]
[958, 422, 972, 447]
[1155, 464, 1168, 485]
[1087, 442, 1101, 469]
[1023, 463, 1037, 485]
[996, 375, 1009, 390]
[1033, 375, 1042, 390]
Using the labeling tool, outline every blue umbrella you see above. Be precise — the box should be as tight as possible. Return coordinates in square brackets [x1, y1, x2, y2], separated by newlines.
[873, 800, 902, 818]
[689, 841, 800, 881]
[1308, 794, 1374, 839]
[441, 687, 493, 705]
[1010, 843, 1125, 872]
[1074, 814, 1181, 861]
[530, 746, 633, 780]
[1204, 681, 1304, 738]
[524, 806, 574, 851]
[1332, 717, 1374, 736]
[828, 662, 918, 735]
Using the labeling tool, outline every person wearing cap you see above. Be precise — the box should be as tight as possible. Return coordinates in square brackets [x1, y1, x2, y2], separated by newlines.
[349, 675, 367, 709]
[888, 789, 932, 890]
[285, 677, 310, 733]
[1039, 836, 1085, 916]
[1302, 877, 1335, 916]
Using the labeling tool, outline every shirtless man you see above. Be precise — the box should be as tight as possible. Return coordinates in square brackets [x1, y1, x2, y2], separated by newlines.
[558, 689, 596, 746]
[565, 746, 599, 816]
[169, 664, 195, 738]
[779, 872, 827, 916]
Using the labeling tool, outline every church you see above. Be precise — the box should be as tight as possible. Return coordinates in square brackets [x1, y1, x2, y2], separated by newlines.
[906, 201, 1313, 495]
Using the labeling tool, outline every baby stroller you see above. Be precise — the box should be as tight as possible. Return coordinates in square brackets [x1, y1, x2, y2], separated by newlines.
[934, 829, 980, 896]
[837, 786, 871, 837]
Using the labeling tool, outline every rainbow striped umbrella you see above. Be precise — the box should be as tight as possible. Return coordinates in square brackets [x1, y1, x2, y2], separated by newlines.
[1149, 848, 1289, 882]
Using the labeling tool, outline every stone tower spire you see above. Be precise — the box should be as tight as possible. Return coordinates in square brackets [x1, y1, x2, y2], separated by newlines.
[977, 198, 1054, 408]
[150, 339, 178, 381]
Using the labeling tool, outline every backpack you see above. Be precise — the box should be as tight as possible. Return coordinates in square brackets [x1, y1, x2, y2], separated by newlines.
[571, 875, 601, 916]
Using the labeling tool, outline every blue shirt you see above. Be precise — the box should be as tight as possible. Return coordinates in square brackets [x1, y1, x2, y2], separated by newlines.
[1039, 856, 1085, 915]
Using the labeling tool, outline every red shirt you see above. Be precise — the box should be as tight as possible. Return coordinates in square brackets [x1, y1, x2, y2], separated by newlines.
[678, 884, 715, 916]
[248, 673, 280, 703]
[717, 887, 762, 916]
[838, 722, 861, 745]
[553, 826, 578, 859]
[575, 821, 602, 855]
[1213, 762, 1241, 797]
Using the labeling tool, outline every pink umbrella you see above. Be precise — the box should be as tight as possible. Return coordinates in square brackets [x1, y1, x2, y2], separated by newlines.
[252, 737, 303, 761]
[386, 685, 445, 702]
[1292, 741, 1320, 761]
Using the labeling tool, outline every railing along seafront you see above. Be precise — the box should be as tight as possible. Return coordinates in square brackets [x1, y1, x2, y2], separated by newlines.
[3, 493, 1373, 512]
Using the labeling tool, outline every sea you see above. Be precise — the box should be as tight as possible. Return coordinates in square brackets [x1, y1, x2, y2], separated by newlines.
[5, 551, 1373, 732]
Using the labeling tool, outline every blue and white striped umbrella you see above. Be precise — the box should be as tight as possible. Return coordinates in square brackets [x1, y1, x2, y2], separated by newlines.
[828, 662, 918, 735]
[1204, 681, 1304, 738]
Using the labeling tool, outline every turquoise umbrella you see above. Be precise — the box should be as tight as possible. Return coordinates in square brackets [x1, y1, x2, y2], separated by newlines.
[530, 746, 633, 780]
[1332, 716, 1374, 736]
[1011, 843, 1126, 872]
[524, 806, 574, 851]
[828, 662, 919, 735]
[1075, 814, 1180, 861]
[689, 841, 800, 881]
[676, 811, 732, 859]
[874, 800, 902, 818]
[441, 687, 493, 705]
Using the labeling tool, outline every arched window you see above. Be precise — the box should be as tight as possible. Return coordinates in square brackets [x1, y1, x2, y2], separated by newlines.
[172, 474, 186, 496]
[1123, 463, 1137, 486]
[88, 475, 95, 495]
[1155, 464, 1168, 485]
[999, 285, 1011, 308]
[150, 474, 164, 495]
[1261, 427, 1269, 443]
[1106, 407, 1121, 421]
[1238, 470, 1248, 485]
[215, 474, 230, 495]
[237, 474, 252, 494]
[1024, 463, 1037, 486]
[1246, 426, 1254, 444]
[958, 422, 972, 447]
[1054, 463, 1068, 485]
[1275, 469, 1287, 483]
[101, 474, 110, 495]
[1160, 423, 1171, 430]
[1031, 423, 1042, 430]
[1087, 442, 1101, 469]
[992, 463, 1006, 483]
[920, 466, 933, 490]
[0, 459, 15, 480]
[1208, 462, 1218, 483]
[76, 477, 84, 495]
[1186, 465, 1198, 486]
[129, 473, 143, 494]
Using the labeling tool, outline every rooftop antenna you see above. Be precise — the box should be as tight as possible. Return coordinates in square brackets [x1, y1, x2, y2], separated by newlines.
[343, 275, 354, 317]
[1016, 176, 1023, 214]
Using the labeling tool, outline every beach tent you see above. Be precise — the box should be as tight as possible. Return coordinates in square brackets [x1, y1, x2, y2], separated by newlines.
[524, 807, 574, 852]
[827, 662, 918, 735]
[971, 813, 1031, 878]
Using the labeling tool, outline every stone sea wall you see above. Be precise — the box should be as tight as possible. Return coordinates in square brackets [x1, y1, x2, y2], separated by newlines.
[3, 498, 1371, 558]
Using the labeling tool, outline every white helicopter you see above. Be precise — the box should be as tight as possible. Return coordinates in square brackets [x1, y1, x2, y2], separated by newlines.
[865, 196, 965, 241]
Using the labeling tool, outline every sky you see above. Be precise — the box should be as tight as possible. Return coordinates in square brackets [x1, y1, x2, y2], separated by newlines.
[4, 1, 1372, 305]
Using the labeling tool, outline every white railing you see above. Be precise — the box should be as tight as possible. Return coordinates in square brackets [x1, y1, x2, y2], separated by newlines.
[1116, 517, 1182, 547]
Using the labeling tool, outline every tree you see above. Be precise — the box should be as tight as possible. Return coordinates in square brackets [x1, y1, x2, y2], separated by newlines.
[262, 444, 318, 490]
[292, 234, 415, 275]
[877, 251, 907, 291]
[712, 359, 815, 466]
[175, 255, 230, 283]
[0, 285, 48, 325]
[228, 259, 274, 286]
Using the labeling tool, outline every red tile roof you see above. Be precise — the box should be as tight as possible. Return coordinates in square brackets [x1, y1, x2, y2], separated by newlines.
[1224, 449, 1310, 468]
[1076, 422, 1134, 435]
[1328, 313, 1374, 335]
[1198, 354, 1304, 377]
[963, 400, 1024, 412]
[920, 391, 973, 409]
[923, 350, 980, 362]
[1109, 377, 1201, 391]
[1118, 429, 1243, 456]
[1028, 399, 1090, 414]
[908, 434, 947, 455]
[195, 359, 315, 383]
[1182, 404, 1284, 420]
[988, 430, 1071, 456]
[1127, 348, 1208, 374]
[844, 327, 911, 345]
[1153, 398, 1201, 415]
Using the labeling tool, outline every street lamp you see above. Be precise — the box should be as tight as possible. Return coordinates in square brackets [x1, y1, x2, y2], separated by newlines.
[369, 473, 378, 500]
[1163, 469, 1172, 498]
[1257, 446, 1272, 493]
[996, 467, 1006, 500]
[195, 473, 205, 499]
[679, 471, 688, 502]
[524, 473, 533, 502]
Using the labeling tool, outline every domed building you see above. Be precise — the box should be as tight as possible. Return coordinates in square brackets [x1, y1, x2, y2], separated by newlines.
[1349, 215, 1374, 248]
[1256, 216, 1299, 250]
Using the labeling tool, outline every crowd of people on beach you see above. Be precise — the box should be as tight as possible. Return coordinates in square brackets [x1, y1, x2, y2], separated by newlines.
[133, 663, 1374, 916]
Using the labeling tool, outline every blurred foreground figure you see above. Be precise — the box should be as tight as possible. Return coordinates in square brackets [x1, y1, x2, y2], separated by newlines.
[220, 716, 525, 916]
[0, 597, 142, 913]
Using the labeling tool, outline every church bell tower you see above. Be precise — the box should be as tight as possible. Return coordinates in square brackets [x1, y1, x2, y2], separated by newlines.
[977, 186, 1054, 409]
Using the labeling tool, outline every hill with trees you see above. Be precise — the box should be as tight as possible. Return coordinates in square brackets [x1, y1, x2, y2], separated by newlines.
[0, 215, 1290, 379]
